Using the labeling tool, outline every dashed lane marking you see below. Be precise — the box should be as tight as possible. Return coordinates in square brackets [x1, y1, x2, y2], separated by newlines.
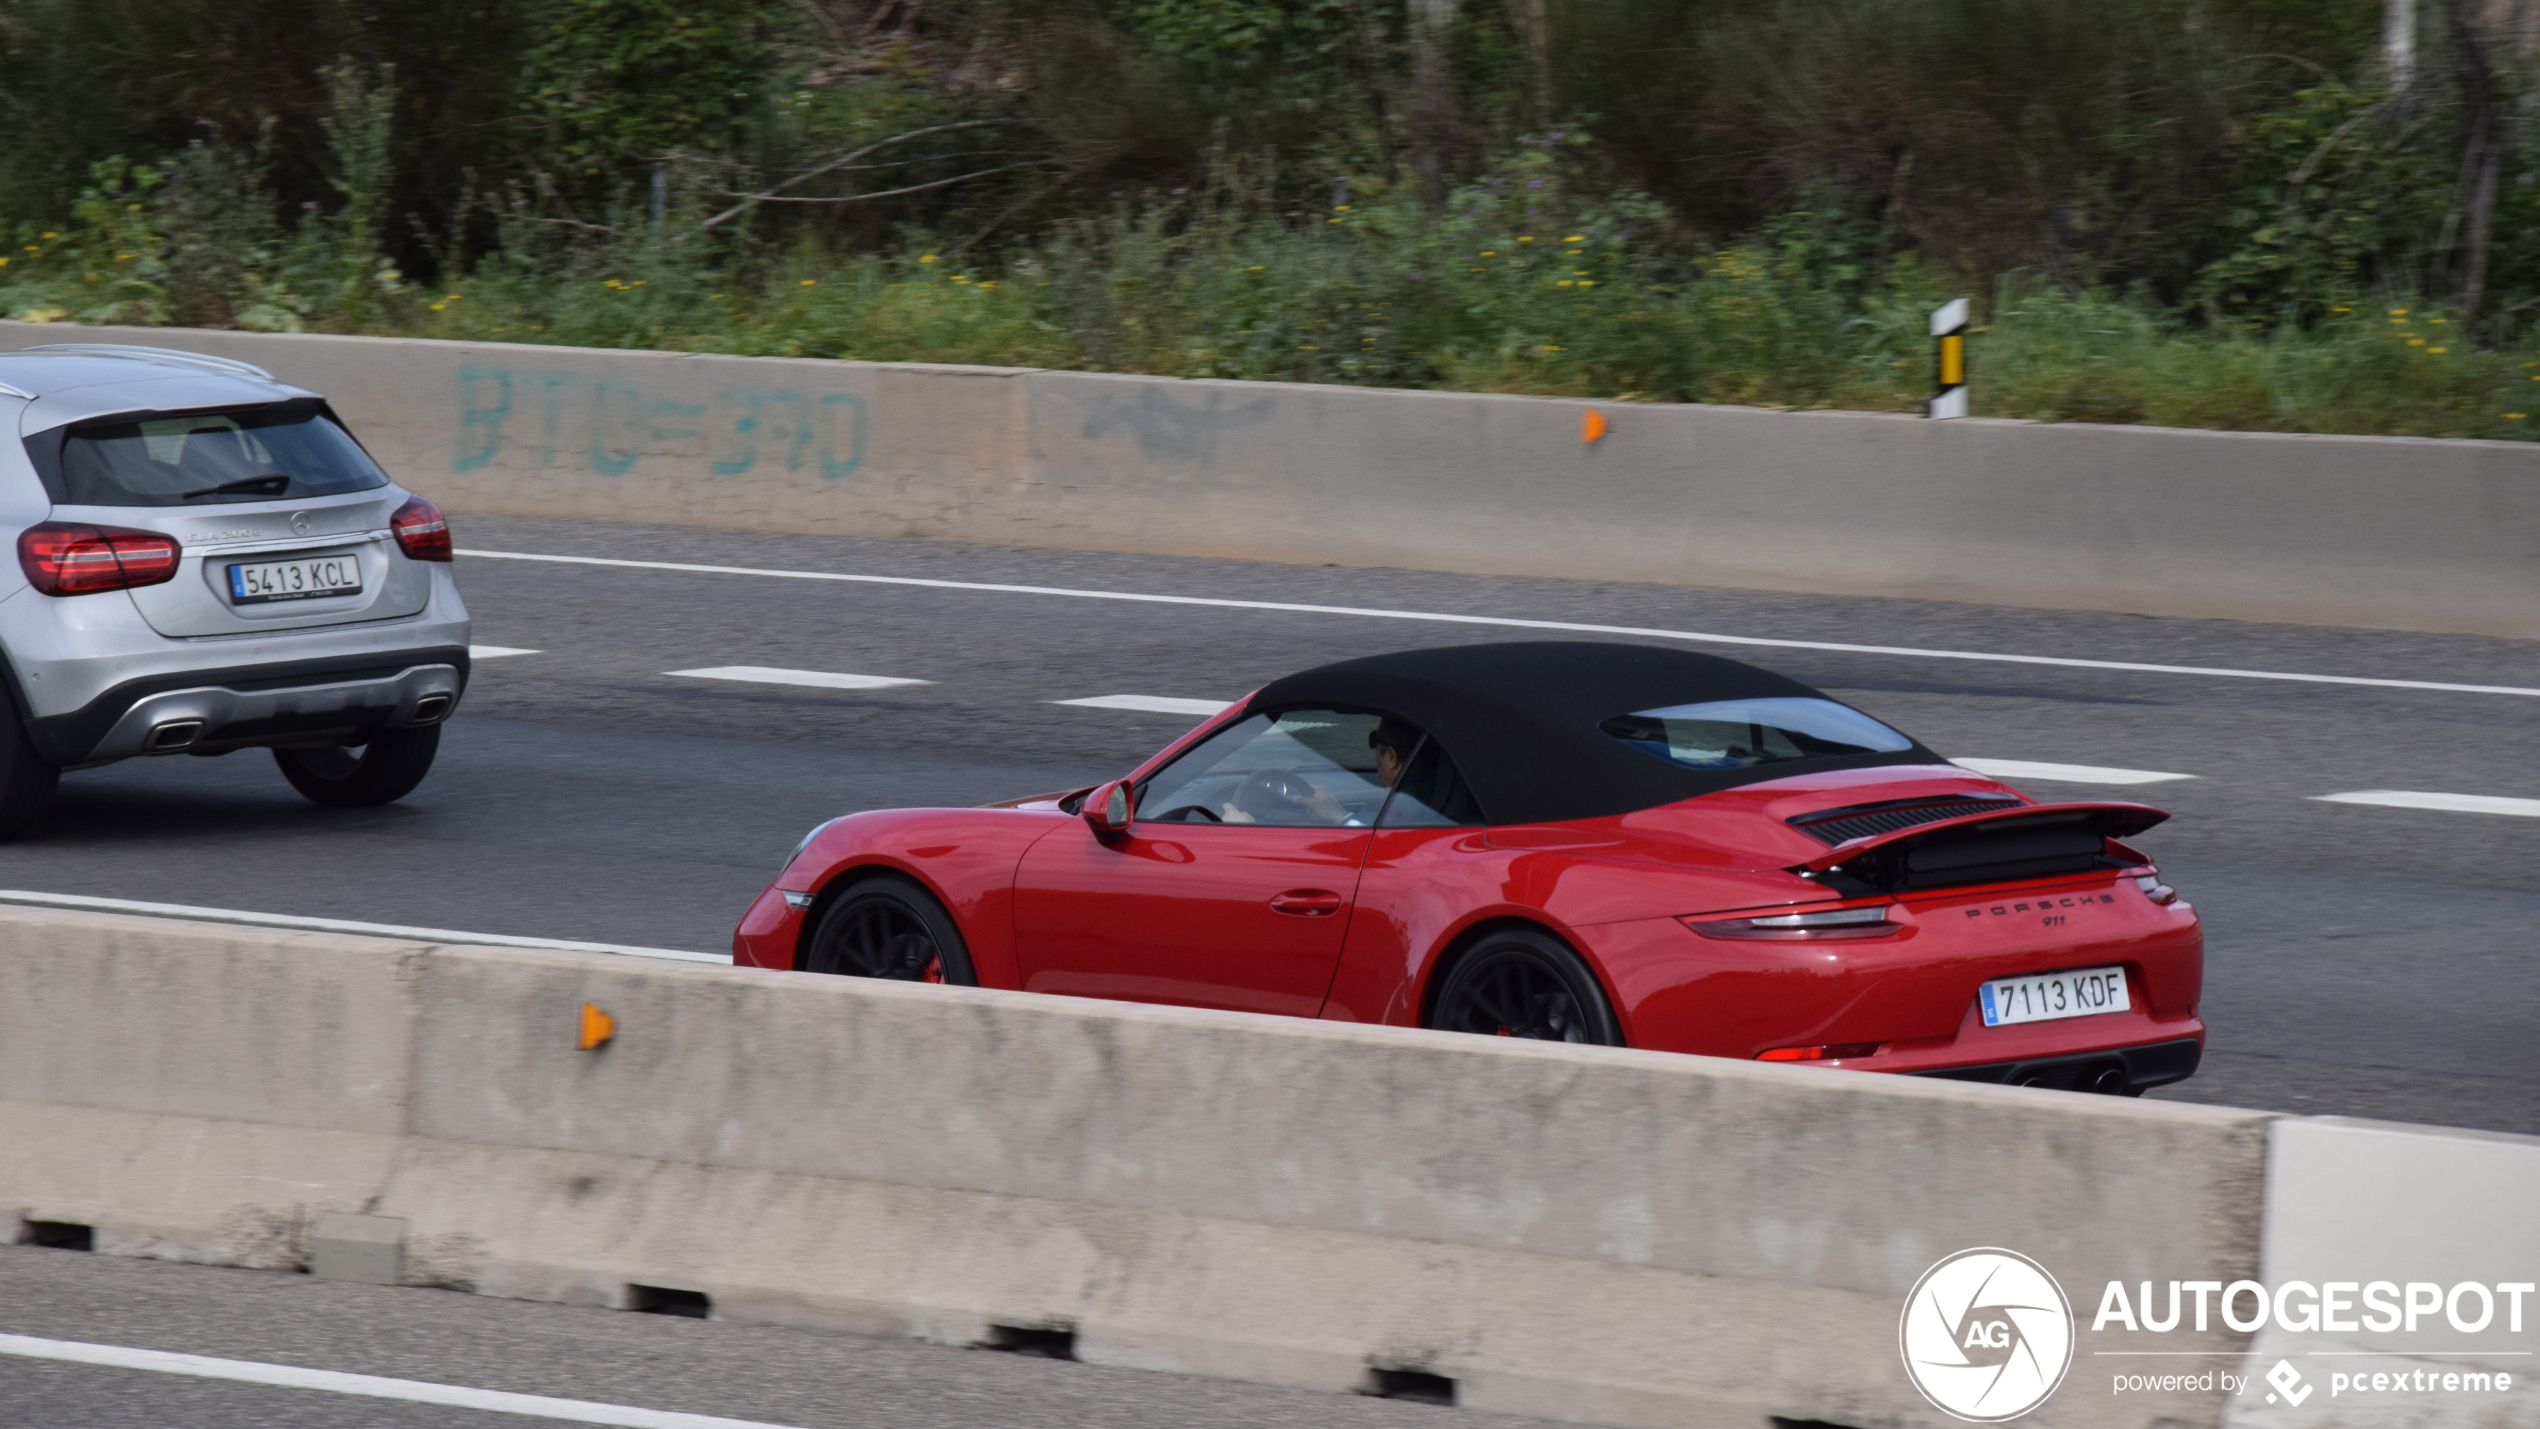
[457, 549, 2540, 700]
[1054, 695, 1235, 716]
[666, 666, 929, 691]
[0, 1332, 804, 1428]
[0, 891, 727, 964]
[2314, 790, 2540, 818]
[469, 645, 539, 658]
[1953, 758, 2195, 786]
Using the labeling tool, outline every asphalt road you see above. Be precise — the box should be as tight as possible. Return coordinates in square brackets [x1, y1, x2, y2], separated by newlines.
[8, 511, 2537, 1139]
[0, 1245, 1557, 1429]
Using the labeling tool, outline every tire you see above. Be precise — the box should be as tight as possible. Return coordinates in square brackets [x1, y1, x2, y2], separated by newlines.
[1426, 927, 1623, 1045]
[0, 676, 60, 842]
[273, 727, 440, 808]
[801, 874, 979, 985]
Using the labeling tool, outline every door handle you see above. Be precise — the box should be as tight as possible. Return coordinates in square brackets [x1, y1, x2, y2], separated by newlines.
[1268, 889, 1345, 917]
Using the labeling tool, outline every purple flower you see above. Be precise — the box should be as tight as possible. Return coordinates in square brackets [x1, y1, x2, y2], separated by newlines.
[1528, 180, 1545, 189]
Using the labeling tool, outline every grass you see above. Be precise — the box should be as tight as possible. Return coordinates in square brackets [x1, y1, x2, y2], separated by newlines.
[6, 150, 2537, 443]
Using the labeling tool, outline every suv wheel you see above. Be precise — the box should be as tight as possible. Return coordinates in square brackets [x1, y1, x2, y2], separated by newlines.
[273, 727, 440, 808]
[0, 678, 60, 840]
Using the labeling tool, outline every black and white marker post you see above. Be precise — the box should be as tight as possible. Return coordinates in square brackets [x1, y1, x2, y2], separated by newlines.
[1929, 297, 1969, 420]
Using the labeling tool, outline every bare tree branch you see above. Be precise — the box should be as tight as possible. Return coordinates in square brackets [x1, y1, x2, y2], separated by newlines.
[693, 118, 1027, 231]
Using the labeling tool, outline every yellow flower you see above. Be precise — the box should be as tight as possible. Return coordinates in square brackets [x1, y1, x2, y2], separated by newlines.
[801, 279, 816, 286]
[115, 252, 131, 260]
[2429, 346, 2447, 354]
[1573, 270, 1589, 276]
[1333, 204, 1352, 212]
[2507, 413, 2527, 420]
[1517, 235, 1534, 243]
[2389, 307, 2409, 316]
[978, 280, 998, 289]
[1556, 279, 1574, 287]
[2429, 317, 2446, 324]
[0, 258, 8, 267]
[2407, 338, 2426, 346]
[2330, 306, 2351, 313]
[1578, 279, 1596, 287]
[1247, 265, 1264, 272]
[1479, 250, 1496, 257]
[38, 231, 55, 239]
[1565, 235, 1584, 243]
[918, 253, 937, 264]
[428, 302, 445, 312]
[2390, 318, 2408, 325]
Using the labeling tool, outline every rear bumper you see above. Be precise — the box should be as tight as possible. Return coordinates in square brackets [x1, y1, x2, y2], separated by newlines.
[27, 646, 472, 764]
[1909, 1036, 2202, 1093]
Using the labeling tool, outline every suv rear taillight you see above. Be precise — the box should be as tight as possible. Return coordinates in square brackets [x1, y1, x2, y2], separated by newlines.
[17, 522, 182, 596]
[391, 497, 452, 562]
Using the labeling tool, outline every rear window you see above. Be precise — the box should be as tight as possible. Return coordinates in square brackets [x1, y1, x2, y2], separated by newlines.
[37, 401, 389, 507]
[1601, 696, 1915, 771]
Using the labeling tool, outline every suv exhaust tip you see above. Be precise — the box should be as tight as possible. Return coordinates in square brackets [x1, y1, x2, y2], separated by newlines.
[142, 720, 205, 752]
[408, 694, 453, 725]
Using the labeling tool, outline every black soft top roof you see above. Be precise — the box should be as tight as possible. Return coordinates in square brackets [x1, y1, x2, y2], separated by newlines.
[1247, 641, 1944, 825]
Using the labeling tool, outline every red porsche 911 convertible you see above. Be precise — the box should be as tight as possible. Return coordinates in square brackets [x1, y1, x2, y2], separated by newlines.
[734, 642, 2203, 1093]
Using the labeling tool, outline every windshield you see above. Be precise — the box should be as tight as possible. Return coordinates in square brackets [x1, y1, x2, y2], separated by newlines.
[46, 403, 389, 507]
[1600, 696, 1915, 770]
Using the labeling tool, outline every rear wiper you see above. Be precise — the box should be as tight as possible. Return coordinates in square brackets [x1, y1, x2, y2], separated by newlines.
[181, 474, 292, 500]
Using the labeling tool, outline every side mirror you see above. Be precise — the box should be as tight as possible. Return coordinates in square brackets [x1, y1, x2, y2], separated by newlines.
[1084, 779, 1134, 836]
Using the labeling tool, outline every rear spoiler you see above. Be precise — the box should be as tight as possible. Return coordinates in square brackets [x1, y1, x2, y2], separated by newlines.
[1795, 801, 2169, 895]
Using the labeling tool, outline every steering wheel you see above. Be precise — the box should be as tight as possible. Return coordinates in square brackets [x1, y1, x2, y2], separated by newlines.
[1234, 769, 1317, 823]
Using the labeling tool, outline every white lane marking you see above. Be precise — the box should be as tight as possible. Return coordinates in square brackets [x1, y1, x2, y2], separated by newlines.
[0, 891, 727, 964]
[470, 645, 539, 658]
[666, 666, 929, 691]
[0, 1332, 803, 1429]
[458, 549, 2540, 700]
[1054, 695, 1234, 716]
[1953, 758, 2195, 786]
[2314, 790, 2540, 818]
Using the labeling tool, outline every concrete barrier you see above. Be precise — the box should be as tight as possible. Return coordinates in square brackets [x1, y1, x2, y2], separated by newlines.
[1, 904, 2274, 1428]
[3, 322, 2535, 638]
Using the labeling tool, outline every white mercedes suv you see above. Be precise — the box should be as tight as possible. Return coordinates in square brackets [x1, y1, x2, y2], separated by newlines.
[0, 343, 472, 839]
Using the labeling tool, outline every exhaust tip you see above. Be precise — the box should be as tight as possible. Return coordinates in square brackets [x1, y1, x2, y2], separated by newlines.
[143, 720, 204, 752]
[409, 694, 453, 724]
[2086, 1066, 2133, 1096]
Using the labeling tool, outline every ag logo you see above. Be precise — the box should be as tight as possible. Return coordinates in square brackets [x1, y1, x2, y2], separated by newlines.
[1899, 1248, 2075, 1421]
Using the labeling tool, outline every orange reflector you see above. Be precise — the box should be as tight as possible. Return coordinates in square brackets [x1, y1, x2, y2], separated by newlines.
[577, 1002, 616, 1051]
[1581, 410, 1608, 443]
[1939, 333, 1965, 386]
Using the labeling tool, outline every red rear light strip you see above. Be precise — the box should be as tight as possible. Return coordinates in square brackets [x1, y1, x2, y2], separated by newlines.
[16, 522, 182, 596]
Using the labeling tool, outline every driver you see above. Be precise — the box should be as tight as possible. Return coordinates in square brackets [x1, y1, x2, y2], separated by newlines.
[1368, 718, 1419, 789]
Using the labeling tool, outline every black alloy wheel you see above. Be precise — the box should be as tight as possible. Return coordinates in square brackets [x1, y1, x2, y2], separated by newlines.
[1426, 927, 1623, 1045]
[273, 727, 441, 807]
[802, 875, 980, 985]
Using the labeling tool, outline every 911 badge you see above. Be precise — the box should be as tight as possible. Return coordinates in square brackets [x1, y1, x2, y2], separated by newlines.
[1901, 1248, 2076, 1421]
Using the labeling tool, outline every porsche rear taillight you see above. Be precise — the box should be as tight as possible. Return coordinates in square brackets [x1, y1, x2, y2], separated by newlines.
[2128, 864, 2179, 905]
[1758, 1042, 1883, 1062]
[391, 497, 452, 562]
[1683, 904, 1898, 939]
[17, 521, 182, 596]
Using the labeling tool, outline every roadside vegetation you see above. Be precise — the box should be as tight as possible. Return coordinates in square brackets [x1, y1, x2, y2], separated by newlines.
[3, 0, 2538, 438]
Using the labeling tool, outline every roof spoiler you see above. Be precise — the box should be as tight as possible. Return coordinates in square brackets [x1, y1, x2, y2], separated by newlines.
[1795, 801, 2169, 895]
[14, 343, 277, 382]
